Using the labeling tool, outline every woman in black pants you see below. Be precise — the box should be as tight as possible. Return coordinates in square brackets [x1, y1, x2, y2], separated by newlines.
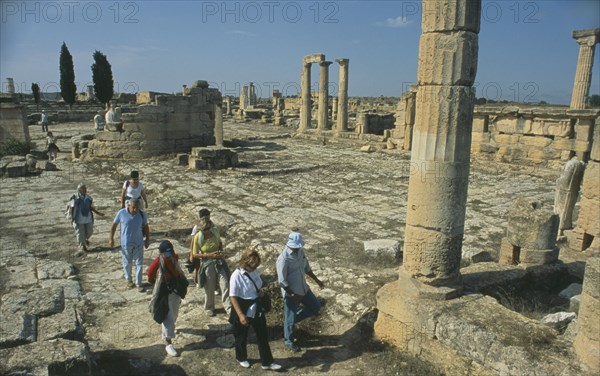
[229, 249, 282, 370]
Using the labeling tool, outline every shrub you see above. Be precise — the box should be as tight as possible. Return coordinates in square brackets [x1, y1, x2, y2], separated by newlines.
[0, 138, 32, 158]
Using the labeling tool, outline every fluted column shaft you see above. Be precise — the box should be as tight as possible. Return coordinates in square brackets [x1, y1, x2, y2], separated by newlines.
[571, 35, 599, 109]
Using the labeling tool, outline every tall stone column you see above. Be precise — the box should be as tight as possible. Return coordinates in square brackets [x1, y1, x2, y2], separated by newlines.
[570, 29, 600, 110]
[317, 61, 332, 131]
[300, 62, 312, 132]
[214, 104, 223, 146]
[332, 97, 338, 121]
[4, 77, 15, 95]
[336, 59, 349, 133]
[240, 86, 248, 110]
[401, 0, 480, 294]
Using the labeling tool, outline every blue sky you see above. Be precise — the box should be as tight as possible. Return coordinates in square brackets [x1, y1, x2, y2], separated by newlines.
[1, 0, 599, 104]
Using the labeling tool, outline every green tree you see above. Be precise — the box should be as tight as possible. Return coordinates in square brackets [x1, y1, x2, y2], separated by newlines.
[31, 83, 40, 110]
[589, 94, 600, 108]
[91, 50, 114, 108]
[59, 42, 76, 109]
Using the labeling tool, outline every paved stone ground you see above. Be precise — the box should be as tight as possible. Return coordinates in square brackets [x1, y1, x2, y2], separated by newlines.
[0, 120, 584, 375]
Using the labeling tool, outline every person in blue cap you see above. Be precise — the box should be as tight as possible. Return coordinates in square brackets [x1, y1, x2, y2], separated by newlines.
[148, 240, 185, 357]
[276, 230, 325, 352]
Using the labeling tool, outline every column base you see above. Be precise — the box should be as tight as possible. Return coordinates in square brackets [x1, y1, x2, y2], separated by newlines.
[398, 269, 463, 300]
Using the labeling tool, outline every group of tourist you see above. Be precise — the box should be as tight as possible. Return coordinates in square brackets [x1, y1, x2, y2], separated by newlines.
[67, 173, 325, 370]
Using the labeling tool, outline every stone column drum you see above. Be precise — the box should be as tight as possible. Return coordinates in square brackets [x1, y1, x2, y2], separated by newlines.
[554, 159, 585, 236]
[574, 257, 600, 374]
[317, 61, 332, 131]
[570, 28, 600, 110]
[401, 0, 481, 292]
[214, 104, 223, 147]
[336, 59, 349, 133]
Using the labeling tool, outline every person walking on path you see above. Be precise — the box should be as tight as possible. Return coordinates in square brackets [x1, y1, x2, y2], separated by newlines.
[229, 249, 282, 370]
[110, 199, 150, 292]
[120, 170, 148, 210]
[69, 183, 103, 254]
[191, 216, 231, 316]
[276, 230, 325, 352]
[46, 131, 59, 161]
[40, 110, 49, 132]
[148, 240, 185, 357]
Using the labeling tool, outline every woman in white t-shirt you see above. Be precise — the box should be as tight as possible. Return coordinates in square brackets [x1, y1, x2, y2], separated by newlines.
[229, 249, 281, 371]
[120, 170, 148, 209]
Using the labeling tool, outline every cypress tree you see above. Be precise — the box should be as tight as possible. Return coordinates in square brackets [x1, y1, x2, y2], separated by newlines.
[59, 42, 76, 109]
[91, 50, 114, 108]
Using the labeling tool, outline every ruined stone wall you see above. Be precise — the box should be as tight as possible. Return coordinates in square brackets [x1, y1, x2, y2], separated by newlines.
[470, 105, 599, 167]
[571, 114, 600, 252]
[0, 103, 30, 143]
[356, 112, 395, 135]
[87, 86, 221, 159]
[136, 91, 171, 105]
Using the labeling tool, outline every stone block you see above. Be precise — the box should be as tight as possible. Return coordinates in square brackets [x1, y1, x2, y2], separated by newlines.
[521, 135, 552, 148]
[128, 132, 145, 141]
[540, 311, 577, 330]
[574, 257, 600, 373]
[96, 131, 123, 141]
[552, 137, 575, 151]
[471, 132, 490, 143]
[527, 148, 561, 161]
[472, 116, 488, 132]
[498, 237, 517, 265]
[35, 160, 57, 171]
[573, 140, 592, 152]
[421, 0, 481, 33]
[363, 239, 401, 259]
[0, 339, 90, 375]
[0, 263, 37, 288]
[570, 295, 581, 313]
[177, 153, 189, 166]
[38, 306, 84, 341]
[402, 224, 462, 285]
[559, 283, 583, 300]
[495, 146, 526, 162]
[40, 279, 82, 300]
[5, 161, 27, 177]
[36, 260, 76, 279]
[492, 133, 520, 145]
[581, 161, 600, 201]
[0, 312, 36, 348]
[521, 247, 559, 266]
[506, 198, 559, 249]
[546, 122, 573, 137]
[591, 119, 600, 161]
[417, 31, 478, 86]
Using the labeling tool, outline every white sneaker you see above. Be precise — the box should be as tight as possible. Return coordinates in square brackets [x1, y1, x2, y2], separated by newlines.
[262, 363, 282, 370]
[165, 344, 178, 357]
[239, 360, 250, 368]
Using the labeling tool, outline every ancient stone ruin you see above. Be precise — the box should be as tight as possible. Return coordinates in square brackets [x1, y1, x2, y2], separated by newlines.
[499, 199, 560, 266]
[81, 80, 222, 160]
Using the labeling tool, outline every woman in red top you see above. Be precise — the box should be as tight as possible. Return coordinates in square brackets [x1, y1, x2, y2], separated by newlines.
[148, 240, 185, 357]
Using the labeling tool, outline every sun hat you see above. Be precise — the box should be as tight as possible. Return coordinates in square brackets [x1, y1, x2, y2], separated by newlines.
[286, 232, 304, 249]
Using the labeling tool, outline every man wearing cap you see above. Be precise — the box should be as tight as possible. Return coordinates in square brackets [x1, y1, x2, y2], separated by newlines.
[69, 183, 103, 254]
[276, 231, 325, 352]
[109, 199, 150, 292]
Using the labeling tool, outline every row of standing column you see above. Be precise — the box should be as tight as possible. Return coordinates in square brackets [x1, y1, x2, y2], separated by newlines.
[299, 57, 349, 134]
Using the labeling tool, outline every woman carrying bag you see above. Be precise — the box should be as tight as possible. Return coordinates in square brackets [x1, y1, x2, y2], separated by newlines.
[148, 240, 186, 357]
[229, 249, 282, 370]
